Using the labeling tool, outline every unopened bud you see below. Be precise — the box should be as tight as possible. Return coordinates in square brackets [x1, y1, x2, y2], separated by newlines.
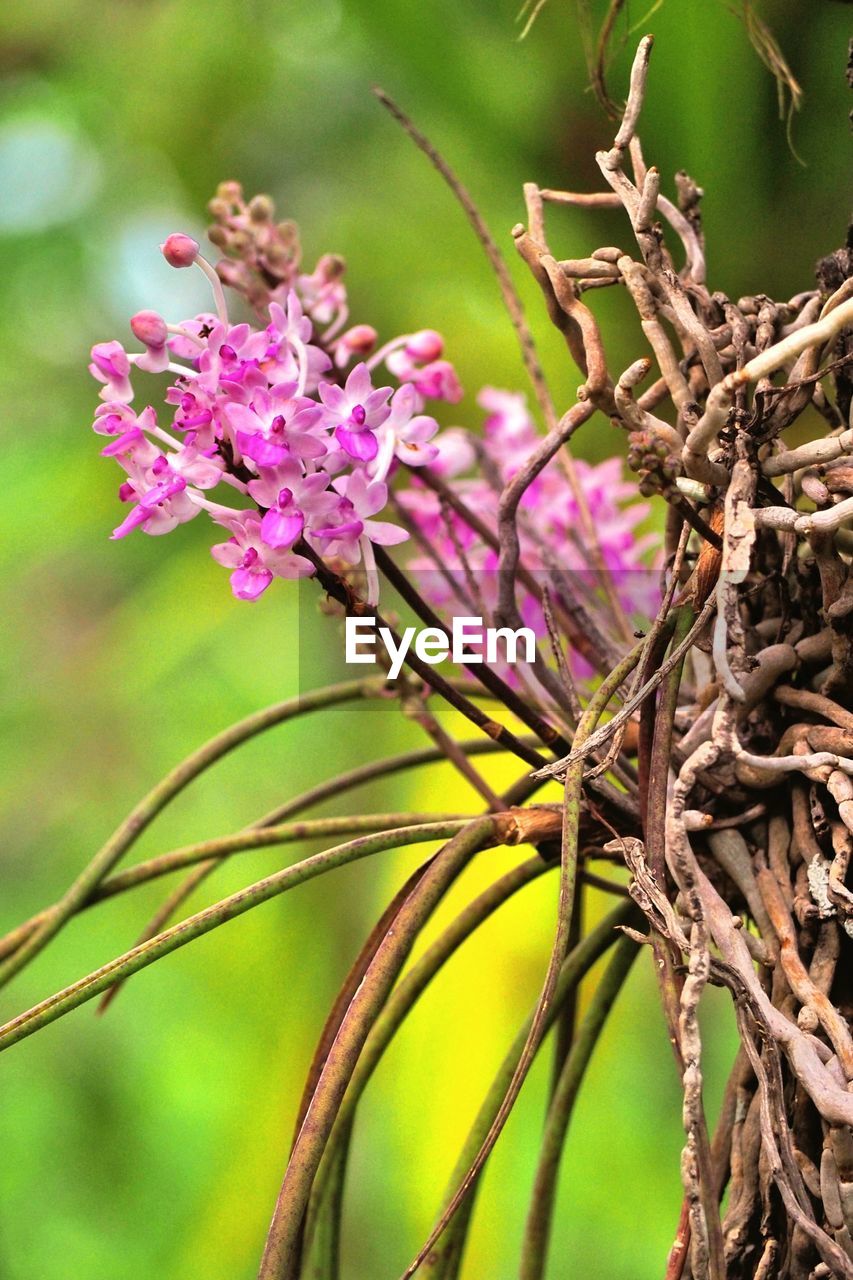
[229, 229, 252, 255]
[249, 194, 275, 222]
[216, 180, 244, 204]
[130, 310, 168, 348]
[314, 251, 344, 280]
[266, 243, 294, 271]
[341, 324, 378, 355]
[406, 329, 443, 362]
[160, 233, 200, 268]
[216, 260, 245, 288]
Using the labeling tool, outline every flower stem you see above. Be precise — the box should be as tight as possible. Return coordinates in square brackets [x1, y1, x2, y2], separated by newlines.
[402, 640, 645, 1275]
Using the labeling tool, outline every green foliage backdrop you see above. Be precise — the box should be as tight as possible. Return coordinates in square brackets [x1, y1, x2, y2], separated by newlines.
[0, 2, 849, 1275]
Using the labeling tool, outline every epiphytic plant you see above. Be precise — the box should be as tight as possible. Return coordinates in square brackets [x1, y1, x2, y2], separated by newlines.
[4, 31, 853, 1280]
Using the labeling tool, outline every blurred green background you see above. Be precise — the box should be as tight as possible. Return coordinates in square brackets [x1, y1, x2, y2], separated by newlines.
[0, 1, 849, 1276]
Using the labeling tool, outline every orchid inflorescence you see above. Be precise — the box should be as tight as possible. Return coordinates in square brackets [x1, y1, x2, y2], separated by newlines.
[88, 181, 652, 635]
[89, 187, 458, 606]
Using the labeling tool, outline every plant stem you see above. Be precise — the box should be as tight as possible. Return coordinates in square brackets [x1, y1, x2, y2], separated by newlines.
[0, 813, 471, 962]
[519, 932, 640, 1279]
[0, 678, 401, 990]
[304, 855, 553, 1259]
[0, 821, 475, 1053]
[402, 641, 645, 1276]
[423, 899, 641, 1278]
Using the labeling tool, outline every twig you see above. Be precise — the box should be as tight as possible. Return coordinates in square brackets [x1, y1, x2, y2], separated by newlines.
[372, 88, 556, 435]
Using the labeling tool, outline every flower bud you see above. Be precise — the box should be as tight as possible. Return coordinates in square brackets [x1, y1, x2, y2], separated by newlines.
[130, 310, 168, 348]
[215, 180, 243, 204]
[216, 260, 245, 288]
[249, 194, 275, 222]
[229, 229, 252, 255]
[266, 244, 291, 271]
[160, 233, 200, 268]
[130, 310, 170, 373]
[277, 221, 300, 250]
[314, 252, 345, 281]
[340, 324, 378, 355]
[412, 359, 462, 403]
[406, 329, 443, 362]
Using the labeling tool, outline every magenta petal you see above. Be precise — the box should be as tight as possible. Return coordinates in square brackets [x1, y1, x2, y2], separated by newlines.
[346, 363, 371, 400]
[231, 566, 273, 600]
[138, 477, 185, 509]
[101, 428, 143, 457]
[335, 424, 378, 462]
[318, 382, 347, 413]
[290, 405, 324, 432]
[260, 508, 305, 549]
[314, 518, 363, 541]
[404, 415, 439, 444]
[111, 506, 149, 539]
[224, 403, 259, 433]
[210, 538, 242, 569]
[237, 430, 290, 467]
[364, 520, 408, 546]
[402, 441, 440, 467]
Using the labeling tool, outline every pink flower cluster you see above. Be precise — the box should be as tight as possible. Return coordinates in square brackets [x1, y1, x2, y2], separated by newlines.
[399, 388, 658, 668]
[90, 224, 461, 603]
[89, 189, 653, 645]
